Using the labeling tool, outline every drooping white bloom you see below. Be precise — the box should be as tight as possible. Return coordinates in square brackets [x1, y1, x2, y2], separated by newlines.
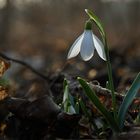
[67, 29, 106, 61]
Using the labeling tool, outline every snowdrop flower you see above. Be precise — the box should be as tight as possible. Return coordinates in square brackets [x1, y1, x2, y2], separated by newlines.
[67, 21, 106, 61]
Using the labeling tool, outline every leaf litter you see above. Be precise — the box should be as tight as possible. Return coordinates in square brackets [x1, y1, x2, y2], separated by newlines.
[0, 45, 140, 140]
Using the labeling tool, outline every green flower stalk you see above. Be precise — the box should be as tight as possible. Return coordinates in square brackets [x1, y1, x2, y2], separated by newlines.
[67, 9, 117, 119]
[85, 9, 117, 120]
[66, 9, 140, 132]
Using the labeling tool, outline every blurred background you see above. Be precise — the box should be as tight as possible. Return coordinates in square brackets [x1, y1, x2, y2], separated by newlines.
[0, 0, 140, 89]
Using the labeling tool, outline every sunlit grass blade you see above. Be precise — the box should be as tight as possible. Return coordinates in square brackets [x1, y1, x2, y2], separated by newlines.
[85, 9, 105, 38]
[118, 72, 140, 130]
[78, 77, 119, 132]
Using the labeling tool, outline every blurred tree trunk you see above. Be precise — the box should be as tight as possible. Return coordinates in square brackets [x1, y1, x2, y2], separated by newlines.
[0, 0, 13, 48]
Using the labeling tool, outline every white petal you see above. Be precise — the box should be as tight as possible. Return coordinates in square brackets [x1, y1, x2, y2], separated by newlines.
[68, 105, 76, 114]
[80, 30, 94, 61]
[67, 34, 84, 59]
[92, 34, 106, 61]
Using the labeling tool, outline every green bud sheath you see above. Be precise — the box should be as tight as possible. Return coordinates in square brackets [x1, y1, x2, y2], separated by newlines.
[85, 20, 92, 30]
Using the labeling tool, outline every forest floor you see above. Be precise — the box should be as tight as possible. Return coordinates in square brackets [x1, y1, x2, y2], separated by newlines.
[0, 41, 140, 140]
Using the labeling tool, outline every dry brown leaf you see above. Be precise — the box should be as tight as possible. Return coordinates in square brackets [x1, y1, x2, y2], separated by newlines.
[0, 123, 7, 135]
[0, 58, 10, 77]
[0, 86, 8, 101]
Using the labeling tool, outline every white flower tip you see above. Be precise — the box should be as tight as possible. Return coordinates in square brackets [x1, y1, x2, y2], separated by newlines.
[67, 48, 79, 60]
[85, 9, 88, 13]
[68, 105, 76, 114]
[81, 54, 93, 61]
[103, 56, 107, 61]
[100, 57, 106, 61]
[67, 54, 72, 60]
[98, 52, 107, 61]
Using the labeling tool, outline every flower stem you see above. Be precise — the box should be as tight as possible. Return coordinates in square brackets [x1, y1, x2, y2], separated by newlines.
[104, 37, 117, 121]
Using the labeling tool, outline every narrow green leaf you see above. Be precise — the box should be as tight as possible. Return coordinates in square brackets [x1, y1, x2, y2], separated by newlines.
[118, 72, 140, 129]
[63, 84, 69, 112]
[79, 98, 91, 119]
[85, 9, 106, 38]
[78, 77, 119, 132]
[63, 78, 69, 105]
[69, 93, 75, 107]
[63, 78, 76, 114]
[63, 78, 68, 90]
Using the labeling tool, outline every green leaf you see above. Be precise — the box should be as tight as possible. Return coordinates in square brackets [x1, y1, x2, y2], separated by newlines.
[63, 78, 68, 90]
[118, 72, 140, 130]
[63, 79, 69, 105]
[79, 98, 91, 119]
[63, 78, 76, 114]
[78, 77, 119, 132]
[85, 9, 118, 120]
[85, 9, 106, 38]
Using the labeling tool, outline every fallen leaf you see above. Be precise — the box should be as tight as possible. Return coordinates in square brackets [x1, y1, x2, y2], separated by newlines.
[0, 86, 8, 101]
[0, 123, 7, 135]
[0, 58, 10, 77]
